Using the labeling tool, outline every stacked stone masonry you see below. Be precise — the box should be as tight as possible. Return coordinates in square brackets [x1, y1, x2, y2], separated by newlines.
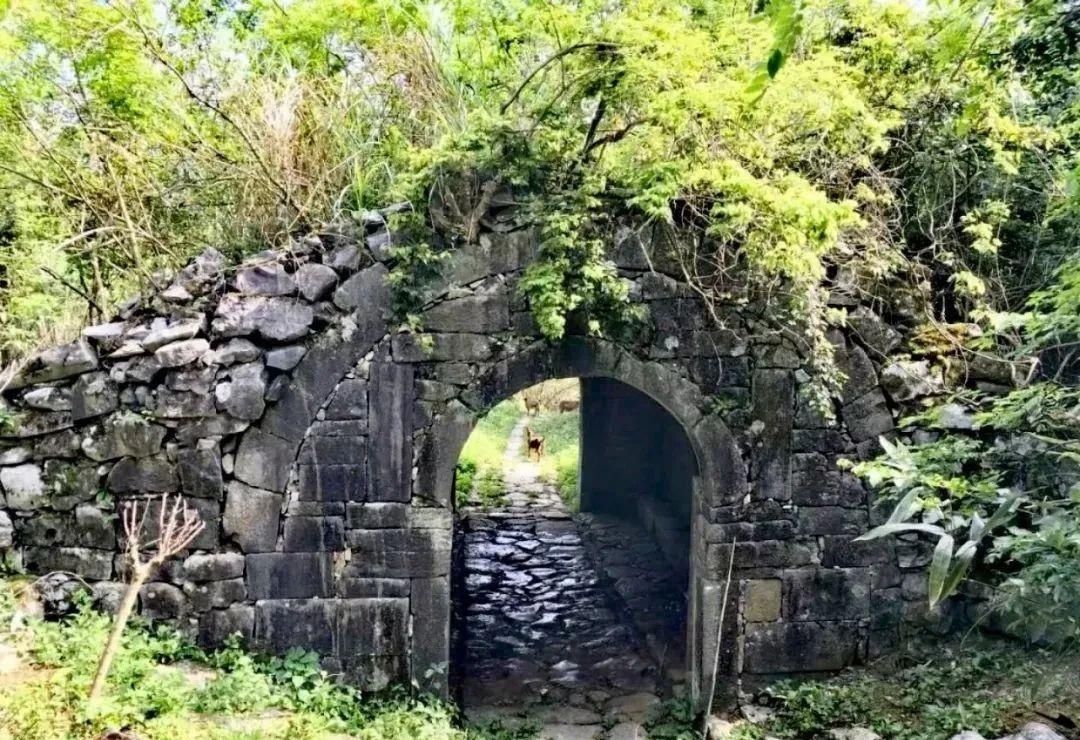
[0, 203, 952, 709]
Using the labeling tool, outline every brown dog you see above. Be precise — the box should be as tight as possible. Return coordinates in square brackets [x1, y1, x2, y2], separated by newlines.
[558, 399, 579, 413]
[525, 427, 545, 461]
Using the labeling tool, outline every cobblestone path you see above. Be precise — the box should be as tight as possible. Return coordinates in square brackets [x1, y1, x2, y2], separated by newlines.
[455, 418, 689, 739]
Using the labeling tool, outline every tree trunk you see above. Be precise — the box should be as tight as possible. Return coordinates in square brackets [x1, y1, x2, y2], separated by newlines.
[88, 567, 147, 702]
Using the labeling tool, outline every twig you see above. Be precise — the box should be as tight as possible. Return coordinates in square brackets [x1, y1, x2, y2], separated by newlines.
[704, 536, 737, 735]
[500, 42, 617, 115]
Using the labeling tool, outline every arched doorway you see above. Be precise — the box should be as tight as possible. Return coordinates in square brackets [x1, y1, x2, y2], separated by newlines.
[448, 373, 699, 724]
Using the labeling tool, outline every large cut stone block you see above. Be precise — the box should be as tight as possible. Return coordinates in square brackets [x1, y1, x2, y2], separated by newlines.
[296, 433, 366, 466]
[742, 621, 860, 674]
[415, 402, 472, 507]
[751, 369, 793, 501]
[233, 428, 295, 492]
[24, 546, 113, 580]
[254, 599, 335, 654]
[324, 379, 368, 420]
[797, 506, 868, 536]
[107, 455, 178, 493]
[178, 444, 224, 499]
[223, 481, 282, 552]
[367, 363, 413, 503]
[743, 579, 782, 622]
[199, 604, 254, 647]
[124, 495, 220, 551]
[337, 597, 409, 656]
[297, 464, 366, 502]
[345, 528, 450, 578]
[410, 577, 450, 694]
[421, 292, 510, 333]
[246, 552, 333, 599]
[783, 568, 871, 621]
[282, 515, 345, 552]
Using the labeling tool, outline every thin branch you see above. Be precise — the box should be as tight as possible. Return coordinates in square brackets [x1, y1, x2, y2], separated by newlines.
[500, 42, 617, 115]
[40, 267, 105, 315]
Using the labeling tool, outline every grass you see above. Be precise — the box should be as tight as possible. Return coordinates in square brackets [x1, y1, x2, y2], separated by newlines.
[0, 579, 533, 740]
[527, 408, 580, 511]
[455, 398, 522, 509]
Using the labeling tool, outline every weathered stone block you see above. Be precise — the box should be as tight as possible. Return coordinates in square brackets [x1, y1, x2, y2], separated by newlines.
[797, 506, 868, 536]
[345, 502, 406, 529]
[199, 604, 254, 647]
[743, 579, 782, 622]
[333, 263, 391, 313]
[235, 263, 296, 296]
[415, 402, 472, 507]
[126, 495, 220, 551]
[422, 293, 510, 333]
[140, 582, 186, 620]
[282, 515, 345, 552]
[254, 599, 335, 654]
[822, 536, 893, 567]
[841, 389, 894, 443]
[742, 621, 860, 674]
[783, 568, 871, 621]
[390, 333, 495, 363]
[324, 380, 368, 420]
[187, 578, 246, 612]
[345, 528, 450, 578]
[297, 464, 366, 502]
[1, 463, 46, 510]
[216, 362, 266, 420]
[23, 386, 73, 411]
[178, 444, 224, 499]
[212, 295, 314, 342]
[233, 428, 295, 492]
[71, 372, 118, 421]
[106, 455, 178, 493]
[223, 481, 282, 552]
[751, 370, 794, 501]
[184, 552, 245, 582]
[368, 363, 412, 503]
[337, 597, 408, 656]
[296, 434, 366, 466]
[792, 470, 866, 508]
[74, 504, 117, 549]
[337, 577, 410, 598]
[82, 415, 167, 461]
[296, 263, 338, 302]
[715, 540, 813, 571]
[8, 339, 97, 389]
[246, 553, 333, 599]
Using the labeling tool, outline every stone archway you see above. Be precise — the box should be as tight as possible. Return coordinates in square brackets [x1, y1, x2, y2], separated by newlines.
[412, 337, 743, 707]
[1, 211, 918, 713]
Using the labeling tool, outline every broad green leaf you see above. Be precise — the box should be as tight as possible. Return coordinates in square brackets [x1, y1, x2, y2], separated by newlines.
[855, 522, 947, 542]
[928, 534, 954, 608]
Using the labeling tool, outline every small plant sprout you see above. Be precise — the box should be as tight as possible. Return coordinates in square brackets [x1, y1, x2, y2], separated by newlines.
[88, 494, 205, 703]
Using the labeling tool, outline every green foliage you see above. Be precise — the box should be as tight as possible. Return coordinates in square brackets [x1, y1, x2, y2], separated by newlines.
[455, 398, 521, 509]
[758, 639, 1080, 740]
[643, 695, 699, 739]
[0, 582, 489, 739]
[852, 255, 1080, 642]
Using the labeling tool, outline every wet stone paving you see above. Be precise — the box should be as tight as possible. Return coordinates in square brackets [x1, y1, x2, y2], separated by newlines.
[454, 419, 689, 739]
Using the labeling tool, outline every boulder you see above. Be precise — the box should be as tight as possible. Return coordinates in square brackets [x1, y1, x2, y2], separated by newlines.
[295, 263, 339, 301]
[172, 248, 226, 296]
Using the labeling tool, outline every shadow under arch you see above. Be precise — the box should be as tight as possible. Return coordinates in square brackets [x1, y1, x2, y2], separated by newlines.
[422, 335, 747, 709]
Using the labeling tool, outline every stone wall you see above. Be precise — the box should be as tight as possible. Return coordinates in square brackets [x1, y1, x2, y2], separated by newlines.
[0, 203, 953, 708]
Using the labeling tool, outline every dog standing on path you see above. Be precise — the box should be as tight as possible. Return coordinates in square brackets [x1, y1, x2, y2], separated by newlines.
[525, 427, 545, 461]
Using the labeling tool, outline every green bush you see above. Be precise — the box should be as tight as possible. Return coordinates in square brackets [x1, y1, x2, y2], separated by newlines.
[0, 580, 524, 739]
